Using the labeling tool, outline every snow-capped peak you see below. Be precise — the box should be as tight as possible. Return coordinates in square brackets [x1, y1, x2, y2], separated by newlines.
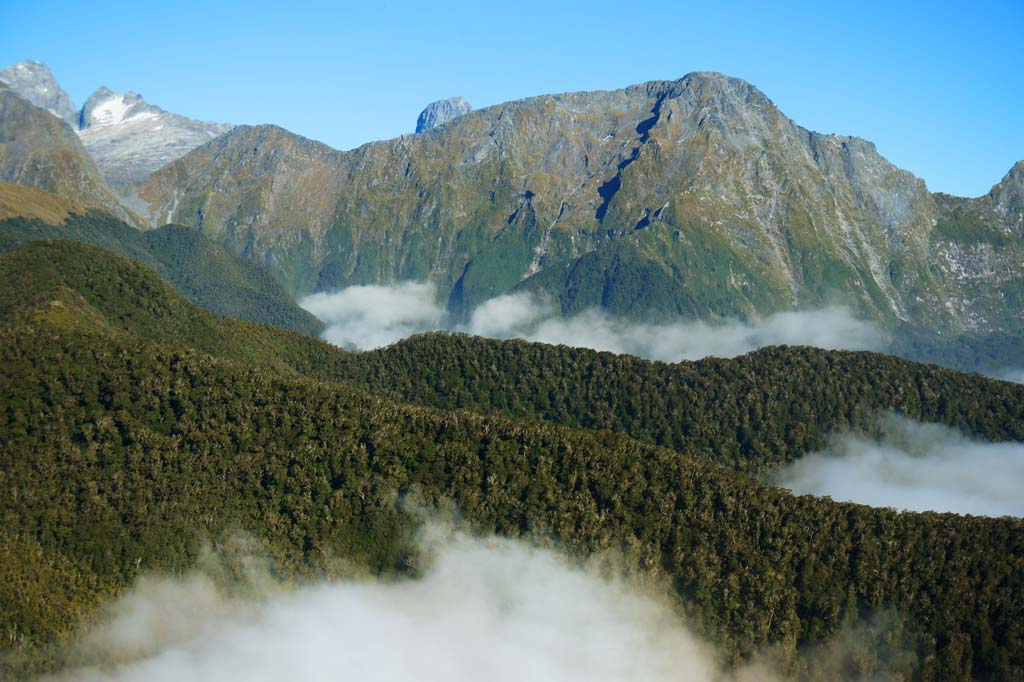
[79, 87, 161, 130]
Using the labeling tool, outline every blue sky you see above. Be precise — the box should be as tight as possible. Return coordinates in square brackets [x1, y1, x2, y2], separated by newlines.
[1, 0, 1021, 196]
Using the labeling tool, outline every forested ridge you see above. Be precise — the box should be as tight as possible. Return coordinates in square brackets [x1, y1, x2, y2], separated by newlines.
[5, 241, 1023, 475]
[2, 241, 1024, 680]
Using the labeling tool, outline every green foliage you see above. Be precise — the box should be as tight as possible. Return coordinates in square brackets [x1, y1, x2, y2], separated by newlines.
[889, 324, 1024, 375]
[339, 333, 1024, 474]
[2, 241, 1024, 680]
[0, 211, 323, 336]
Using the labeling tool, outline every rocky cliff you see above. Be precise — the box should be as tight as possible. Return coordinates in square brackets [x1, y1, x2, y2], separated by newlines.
[76, 85, 232, 196]
[0, 61, 77, 125]
[416, 96, 473, 132]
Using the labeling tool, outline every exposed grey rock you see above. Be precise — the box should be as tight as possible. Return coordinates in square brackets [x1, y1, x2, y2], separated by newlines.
[993, 160, 1024, 229]
[0, 89, 137, 223]
[416, 97, 472, 133]
[75, 86, 233, 193]
[0, 61, 77, 125]
[137, 72, 1024, 335]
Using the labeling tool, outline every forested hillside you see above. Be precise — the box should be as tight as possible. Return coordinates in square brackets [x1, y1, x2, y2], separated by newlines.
[4, 240, 1022, 476]
[1, 241, 1023, 680]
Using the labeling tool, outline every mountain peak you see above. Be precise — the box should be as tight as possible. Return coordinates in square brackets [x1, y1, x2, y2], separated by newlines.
[416, 97, 473, 133]
[79, 87, 162, 130]
[992, 160, 1024, 224]
[0, 60, 77, 124]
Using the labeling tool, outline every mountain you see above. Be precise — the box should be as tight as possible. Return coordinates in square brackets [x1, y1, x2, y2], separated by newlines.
[0, 61, 233, 198]
[0, 180, 86, 223]
[0, 182, 322, 335]
[0, 87, 135, 223]
[76, 85, 232, 196]
[135, 72, 1024, 336]
[0, 61, 76, 124]
[416, 96, 473, 132]
[2, 239, 1024, 680]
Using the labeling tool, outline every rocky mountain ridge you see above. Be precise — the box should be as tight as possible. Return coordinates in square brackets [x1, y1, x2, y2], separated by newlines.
[0, 86, 136, 223]
[0, 61, 233, 196]
[137, 72, 1023, 335]
[0, 60, 77, 124]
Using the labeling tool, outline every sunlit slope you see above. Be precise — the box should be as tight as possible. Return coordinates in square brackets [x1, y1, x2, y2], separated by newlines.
[0, 187, 323, 336]
[138, 74, 1024, 336]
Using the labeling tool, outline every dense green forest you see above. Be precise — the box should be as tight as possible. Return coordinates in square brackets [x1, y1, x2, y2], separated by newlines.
[336, 334, 1024, 473]
[6, 240, 1023, 476]
[0, 211, 324, 335]
[1, 240, 1023, 680]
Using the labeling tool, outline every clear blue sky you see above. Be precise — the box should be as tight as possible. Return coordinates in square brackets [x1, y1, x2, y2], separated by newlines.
[2, 0, 1021, 197]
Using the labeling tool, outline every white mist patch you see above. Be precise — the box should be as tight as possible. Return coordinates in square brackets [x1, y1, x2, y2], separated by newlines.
[45, 535, 769, 682]
[300, 282, 444, 349]
[465, 293, 881, 361]
[302, 283, 883, 359]
[772, 415, 1024, 517]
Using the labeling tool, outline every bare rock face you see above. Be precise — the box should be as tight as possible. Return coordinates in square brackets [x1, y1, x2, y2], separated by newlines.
[0, 61, 234, 201]
[76, 86, 233, 196]
[416, 97, 473, 133]
[0, 61, 77, 125]
[993, 161, 1024, 229]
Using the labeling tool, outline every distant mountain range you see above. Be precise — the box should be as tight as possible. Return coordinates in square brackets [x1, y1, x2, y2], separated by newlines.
[0, 61, 231, 200]
[1, 60, 1021, 344]
[0, 85, 134, 223]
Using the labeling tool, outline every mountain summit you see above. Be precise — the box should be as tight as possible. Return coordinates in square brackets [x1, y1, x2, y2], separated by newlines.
[0, 60, 76, 125]
[138, 72, 1023, 336]
[416, 96, 473, 132]
[74, 85, 232, 194]
[0, 61, 233, 197]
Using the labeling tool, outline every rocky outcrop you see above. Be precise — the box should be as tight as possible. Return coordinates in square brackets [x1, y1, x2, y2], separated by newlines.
[76, 86, 232, 195]
[416, 97, 472, 133]
[0, 61, 77, 125]
[0, 61, 234, 200]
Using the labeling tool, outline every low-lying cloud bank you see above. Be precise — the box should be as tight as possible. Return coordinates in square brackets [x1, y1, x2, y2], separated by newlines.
[301, 282, 444, 350]
[44, 534, 775, 682]
[300, 284, 884, 361]
[772, 415, 1024, 517]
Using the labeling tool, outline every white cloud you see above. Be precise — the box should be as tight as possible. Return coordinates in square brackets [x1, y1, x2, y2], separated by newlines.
[772, 414, 1024, 517]
[302, 284, 884, 360]
[44, 534, 773, 682]
[300, 282, 444, 350]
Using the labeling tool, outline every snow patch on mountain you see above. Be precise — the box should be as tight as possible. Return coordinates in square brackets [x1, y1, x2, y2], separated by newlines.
[75, 86, 233, 192]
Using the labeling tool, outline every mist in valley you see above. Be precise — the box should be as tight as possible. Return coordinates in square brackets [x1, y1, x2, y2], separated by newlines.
[301, 284, 884, 361]
[772, 414, 1024, 518]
